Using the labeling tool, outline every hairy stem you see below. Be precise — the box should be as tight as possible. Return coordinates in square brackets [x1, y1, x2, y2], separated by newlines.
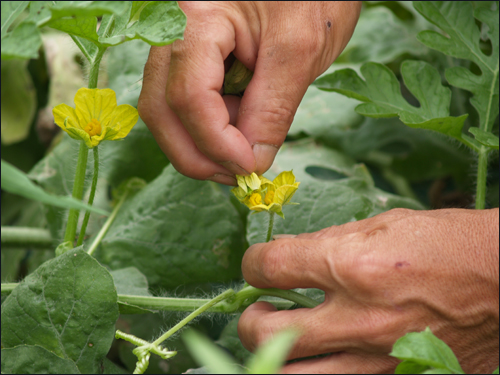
[1, 227, 53, 248]
[77, 147, 99, 246]
[87, 190, 129, 257]
[475, 146, 489, 209]
[63, 141, 89, 246]
[266, 211, 275, 242]
[1, 283, 17, 294]
[152, 289, 235, 346]
[87, 47, 106, 89]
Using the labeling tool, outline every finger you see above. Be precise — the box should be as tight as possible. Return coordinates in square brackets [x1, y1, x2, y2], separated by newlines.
[281, 352, 399, 374]
[242, 238, 335, 290]
[165, 10, 256, 176]
[236, 38, 319, 175]
[238, 302, 374, 360]
[138, 46, 237, 185]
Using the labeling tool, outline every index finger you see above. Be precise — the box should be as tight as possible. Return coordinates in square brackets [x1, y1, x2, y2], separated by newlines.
[165, 10, 256, 176]
[242, 238, 336, 291]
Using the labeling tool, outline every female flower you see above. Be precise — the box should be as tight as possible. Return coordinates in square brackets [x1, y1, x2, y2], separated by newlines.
[53, 88, 139, 148]
[231, 171, 300, 218]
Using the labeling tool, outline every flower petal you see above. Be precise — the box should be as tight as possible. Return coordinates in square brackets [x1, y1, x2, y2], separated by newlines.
[273, 170, 296, 188]
[274, 184, 299, 205]
[53, 103, 80, 130]
[74, 88, 117, 127]
[231, 186, 247, 201]
[105, 104, 139, 139]
[244, 173, 261, 191]
[248, 204, 270, 212]
[65, 127, 93, 148]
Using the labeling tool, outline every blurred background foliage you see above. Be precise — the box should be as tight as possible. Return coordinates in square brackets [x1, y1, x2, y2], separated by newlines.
[1, 1, 498, 373]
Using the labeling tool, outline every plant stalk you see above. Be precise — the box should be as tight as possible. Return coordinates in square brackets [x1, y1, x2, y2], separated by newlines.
[152, 289, 235, 346]
[87, 190, 129, 256]
[1, 227, 53, 248]
[475, 146, 489, 209]
[63, 141, 89, 245]
[266, 212, 275, 242]
[77, 147, 99, 246]
[87, 47, 106, 89]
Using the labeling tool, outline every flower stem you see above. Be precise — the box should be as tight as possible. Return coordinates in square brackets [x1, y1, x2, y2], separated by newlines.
[266, 212, 275, 242]
[152, 289, 235, 346]
[77, 147, 99, 246]
[87, 47, 106, 89]
[63, 141, 89, 245]
[87, 189, 128, 257]
[475, 146, 489, 209]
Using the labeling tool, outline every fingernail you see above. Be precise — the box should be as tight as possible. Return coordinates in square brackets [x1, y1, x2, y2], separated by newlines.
[206, 174, 237, 186]
[253, 143, 279, 173]
[272, 234, 297, 240]
[220, 161, 250, 176]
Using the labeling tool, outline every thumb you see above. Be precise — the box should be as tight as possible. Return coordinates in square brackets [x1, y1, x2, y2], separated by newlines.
[236, 44, 314, 174]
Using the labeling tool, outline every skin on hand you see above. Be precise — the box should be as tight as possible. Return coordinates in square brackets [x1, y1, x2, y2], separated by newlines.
[138, 1, 362, 185]
[238, 208, 500, 374]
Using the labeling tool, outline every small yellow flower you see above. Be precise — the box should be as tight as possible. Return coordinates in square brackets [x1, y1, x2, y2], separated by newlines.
[231, 170, 300, 218]
[52, 88, 139, 148]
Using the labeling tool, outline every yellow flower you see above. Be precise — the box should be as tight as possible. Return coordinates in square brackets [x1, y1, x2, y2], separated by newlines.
[52, 88, 139, 148]
[231, 170, 300, 218]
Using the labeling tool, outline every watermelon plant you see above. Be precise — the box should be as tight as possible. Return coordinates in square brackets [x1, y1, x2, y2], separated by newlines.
[1, 1, 498, 374]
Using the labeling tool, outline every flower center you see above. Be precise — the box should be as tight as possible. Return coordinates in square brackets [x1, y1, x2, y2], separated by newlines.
[84, 119, 102, 137]
[248, 193, 262, 207]
[264, 191, 275, 205]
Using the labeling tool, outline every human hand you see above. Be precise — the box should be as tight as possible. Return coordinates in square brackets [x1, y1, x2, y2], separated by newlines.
[238, 208, 499, 373]
[138, 2, 361, 185]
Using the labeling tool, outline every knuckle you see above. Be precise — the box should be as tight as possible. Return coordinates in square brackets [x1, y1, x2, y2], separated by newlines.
[258, 241, 289, 286]
[257, 97, 295, 128]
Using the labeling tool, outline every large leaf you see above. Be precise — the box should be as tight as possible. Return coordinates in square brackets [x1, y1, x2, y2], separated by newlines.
[390, 327, 464, 374]
[339, 6, 428, 63]
[1, 159, 108, 216]
[469, 127, 499, 150]
[1, 22, 42, 60]
[1, 60, 37, 145]
[1, 1, 29, 39]
[1, 248, 119, 374]
[1, 345, 80, 374]
[319, 117, 473, 183]
[313, 61, 468, 142]
[414, 1, 499, 132]
[99, 165, 246, 289]
[98, 1, 187, 47]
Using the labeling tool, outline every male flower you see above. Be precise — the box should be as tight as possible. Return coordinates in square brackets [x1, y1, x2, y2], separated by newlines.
[53, 88, 139, 148]
[231, 171, 300, 218]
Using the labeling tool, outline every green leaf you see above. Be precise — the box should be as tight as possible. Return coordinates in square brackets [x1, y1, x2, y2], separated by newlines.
[47, 16, 100, 44]
[49, 1, 130, 19]
[1, 159, 109, 216]
[390, 327, 464, 374]
[99, 165, 246, 289]
[1, 345, 80, 374]
[395, 360, 431, 374]
[414, 1, 499, 132]
[111, 266, 151, 296]
[1, 22, 42, 60]
[1, 248, 119, 374]
[313, 61, 468, 143]
[469, 127, 499, 150]
[183, 329, 244, 374]
[98, 1, 186, 47]
[1, 59, 36, 145]
[246, 330, 299, 374]
[493, 367, 499, 374]
[1, 1, 29, 39]
[339, 6, 428, 63]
